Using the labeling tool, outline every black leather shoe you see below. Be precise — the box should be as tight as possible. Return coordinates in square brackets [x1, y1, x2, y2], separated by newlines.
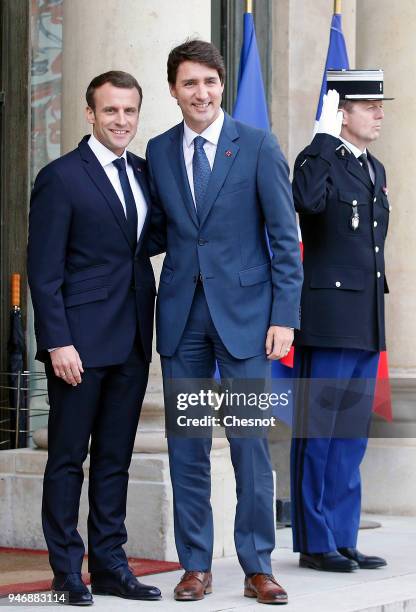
[52, 573, 93, 606]
[338, 547, 387, 569]
[90, 565, 161, 600]
[299, 551, 359, 572]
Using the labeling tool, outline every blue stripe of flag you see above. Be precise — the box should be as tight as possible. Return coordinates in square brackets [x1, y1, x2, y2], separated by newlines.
[315, 13, 349, 121]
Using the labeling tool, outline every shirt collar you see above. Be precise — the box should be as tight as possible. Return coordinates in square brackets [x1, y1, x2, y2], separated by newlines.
[339, 136, 367, 159]
[183, 109, 224, 149]
[88, 133, 128, 167]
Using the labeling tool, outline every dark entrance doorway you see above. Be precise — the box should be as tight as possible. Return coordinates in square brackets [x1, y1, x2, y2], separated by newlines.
[0, 0, 30, 448]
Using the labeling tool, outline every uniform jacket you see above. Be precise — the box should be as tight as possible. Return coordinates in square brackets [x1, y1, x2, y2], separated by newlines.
[292, 133, 390, 351]
[27, 136, 156, 367]
[147, 112, 303, 358]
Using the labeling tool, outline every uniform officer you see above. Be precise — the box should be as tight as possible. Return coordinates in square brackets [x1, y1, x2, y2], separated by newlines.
[291, 70, 393, 572]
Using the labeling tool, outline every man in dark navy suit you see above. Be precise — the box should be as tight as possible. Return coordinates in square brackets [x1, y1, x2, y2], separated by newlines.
[291, 70, 392, 573]
[147, 40, 303, 605]
[27, 71, 161, 604]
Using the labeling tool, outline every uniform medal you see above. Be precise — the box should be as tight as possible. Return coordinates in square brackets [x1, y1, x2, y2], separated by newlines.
[350, 201, 359, 230]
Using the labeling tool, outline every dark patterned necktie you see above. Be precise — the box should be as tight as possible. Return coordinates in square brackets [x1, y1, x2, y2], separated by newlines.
[192, 136, 211, 217]
[113, 157, 138, 245]
[358, 153, 373, 183]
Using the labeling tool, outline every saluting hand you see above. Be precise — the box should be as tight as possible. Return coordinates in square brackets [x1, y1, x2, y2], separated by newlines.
[316, 89, 343, 138]
[50, 345, 84, 386]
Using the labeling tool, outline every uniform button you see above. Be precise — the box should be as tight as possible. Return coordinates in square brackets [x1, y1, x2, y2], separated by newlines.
[377, 271, 381, 278]
[373, 196, 377, 203]
[352, 199, 357, 205]
[375, 246, 379, 253]
[373, 220, 378, 227]
[335, 281, 341, 288]
[389, 205, 392, 212]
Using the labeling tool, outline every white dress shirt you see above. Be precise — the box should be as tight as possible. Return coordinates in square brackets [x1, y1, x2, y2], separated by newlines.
[339, 136, 375, 184]
[183, 109, 225, 206]
[88, 133, 147, 239]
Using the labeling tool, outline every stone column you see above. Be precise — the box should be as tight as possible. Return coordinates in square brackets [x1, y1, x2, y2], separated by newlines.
[61, 0, 210, 154]
[356, 0, 416, 515]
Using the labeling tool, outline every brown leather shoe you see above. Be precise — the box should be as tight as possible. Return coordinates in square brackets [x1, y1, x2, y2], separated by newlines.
[244, 573, 288, 605]
[174, 571, 212, 601]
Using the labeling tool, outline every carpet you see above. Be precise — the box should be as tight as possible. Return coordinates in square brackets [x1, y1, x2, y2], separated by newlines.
[0, 547, 181, 596]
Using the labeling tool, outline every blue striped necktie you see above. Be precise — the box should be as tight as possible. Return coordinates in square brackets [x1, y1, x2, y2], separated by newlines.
[192, 136, 211, 217]
[113, 157, 138, 245]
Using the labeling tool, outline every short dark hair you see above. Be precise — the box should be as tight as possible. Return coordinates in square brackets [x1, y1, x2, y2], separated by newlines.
[86, 70, 143, 111]
[338, 99, 355, 112]
[167, 39, 225, 85]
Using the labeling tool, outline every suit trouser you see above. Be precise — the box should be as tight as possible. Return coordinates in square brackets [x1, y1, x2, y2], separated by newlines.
[43, 340, 149, 574]
[290, 347, 379, 553]
[161, 283, 275, 575]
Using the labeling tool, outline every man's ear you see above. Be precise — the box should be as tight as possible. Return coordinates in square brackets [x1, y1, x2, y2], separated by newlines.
[85, 106, 95, 126]
[169, 84, 177, 100]
[339, 108, 347, 125]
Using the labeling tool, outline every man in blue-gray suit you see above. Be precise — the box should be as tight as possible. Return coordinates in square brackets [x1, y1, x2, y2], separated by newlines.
[147, 40, 303, 605]
[28, 71, 161, 605]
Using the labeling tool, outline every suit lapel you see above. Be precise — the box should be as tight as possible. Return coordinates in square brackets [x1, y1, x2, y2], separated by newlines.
[78, 137, 132, 248]
[128, 153, 151, 205]
[168, 124, 199, 228]
[198, 114, 240, 227]
[128, 154, 151, 256]
[337, 146, 373, 193]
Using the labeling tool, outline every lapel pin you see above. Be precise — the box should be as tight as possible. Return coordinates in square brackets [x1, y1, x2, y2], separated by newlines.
[225, 150, 232, 157]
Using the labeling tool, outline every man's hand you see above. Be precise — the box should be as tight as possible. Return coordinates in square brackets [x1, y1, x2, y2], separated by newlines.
[316, 89, 343, 138]
[50, 345, 84, 386]
[265, 326, 294, 361]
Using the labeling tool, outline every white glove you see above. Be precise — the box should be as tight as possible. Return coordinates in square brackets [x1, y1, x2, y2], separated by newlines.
[316, 89, 343, 138]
